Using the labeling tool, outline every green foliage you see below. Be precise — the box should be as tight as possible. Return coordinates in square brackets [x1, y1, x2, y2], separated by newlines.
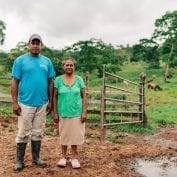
[41, 46, 64, 75]
[46, 114, 53, 124]
[131, 39, 160, 68]
[153, 10, 177, 42]
[105, 62, 177, 133]
[155, 118, 173, 125]
[85, 62, 177, 134]
[107, 134, 126, 144]
[44, 127, 53, 136]
[159, 39, 177, 67]
[3, 43, 29, 72]
[0, 86, 10, 94]
[152, 10, 177, 73]
[170, 56, 177, 67]
[1, 61, 177, 135]
[44, 115, 54, 136]
[0, 51, 9, 74]
[64, 38, 123, 76]
[131, 44, 145, 62]
[1, 11, 177, 136]
[111, 124, 155, 134]
[0, 20, 6, 45]
[0, 105, 13, 116]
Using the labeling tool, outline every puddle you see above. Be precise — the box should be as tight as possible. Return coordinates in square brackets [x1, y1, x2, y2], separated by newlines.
[133, 157, 177, 177]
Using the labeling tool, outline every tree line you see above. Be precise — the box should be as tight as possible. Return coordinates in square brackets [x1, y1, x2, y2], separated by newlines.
[1, 10, 177, 77]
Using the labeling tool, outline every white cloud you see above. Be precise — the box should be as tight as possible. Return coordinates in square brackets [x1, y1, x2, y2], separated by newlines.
[0, 0, 177, 51]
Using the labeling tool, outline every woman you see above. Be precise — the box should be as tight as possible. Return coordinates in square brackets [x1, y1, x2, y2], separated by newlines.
[53, 57, 87, 169]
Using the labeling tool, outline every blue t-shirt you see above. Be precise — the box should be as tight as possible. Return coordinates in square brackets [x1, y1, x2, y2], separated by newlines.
[12, 53, 55, 106]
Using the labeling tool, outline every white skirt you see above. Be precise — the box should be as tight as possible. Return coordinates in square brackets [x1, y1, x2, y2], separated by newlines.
[59, 117, 85, 145]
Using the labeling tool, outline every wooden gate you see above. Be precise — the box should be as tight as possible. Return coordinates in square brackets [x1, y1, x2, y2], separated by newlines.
[100, 65, 147, 139]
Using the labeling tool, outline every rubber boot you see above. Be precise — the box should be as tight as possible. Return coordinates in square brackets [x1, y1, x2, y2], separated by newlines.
[31, 141, 47, 168]
[14, 143, 27, 171]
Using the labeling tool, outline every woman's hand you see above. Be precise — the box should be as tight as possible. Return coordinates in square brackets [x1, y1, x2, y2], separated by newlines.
[52, 112, 59, 124]
[80, 112, 87, 123]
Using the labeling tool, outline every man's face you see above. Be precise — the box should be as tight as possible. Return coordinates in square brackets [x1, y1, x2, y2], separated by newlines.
[28, 39, 42, 56]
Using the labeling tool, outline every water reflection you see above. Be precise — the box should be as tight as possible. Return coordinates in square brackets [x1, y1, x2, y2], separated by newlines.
[134, 157, 177, 177]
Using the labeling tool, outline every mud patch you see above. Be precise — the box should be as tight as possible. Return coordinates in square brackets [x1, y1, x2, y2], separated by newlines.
[134, 157, 177, 177]
[1, 116, 177, 177]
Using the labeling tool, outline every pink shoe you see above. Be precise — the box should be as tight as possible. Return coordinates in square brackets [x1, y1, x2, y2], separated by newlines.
[57, 158, 67, 167]
[70, 159, 80, 169]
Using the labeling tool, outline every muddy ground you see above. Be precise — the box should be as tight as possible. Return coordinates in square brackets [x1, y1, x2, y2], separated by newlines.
[0, 116, 177, 177]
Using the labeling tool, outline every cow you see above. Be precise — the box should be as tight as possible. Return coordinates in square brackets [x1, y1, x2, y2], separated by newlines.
[140, 72, 146, 83]
[164, 73, 172, 82]
[147, 82, 162, 91]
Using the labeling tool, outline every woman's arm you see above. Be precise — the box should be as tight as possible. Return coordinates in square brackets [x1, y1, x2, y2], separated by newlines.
[53, 88, 59, 123]
[80, 88, 87, 123]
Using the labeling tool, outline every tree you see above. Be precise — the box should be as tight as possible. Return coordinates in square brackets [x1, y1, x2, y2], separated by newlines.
[41, 46, 63, 75]
[152, 11, 177, 76]
[0, 20, 6, 45]
[159, 38, 177, 67]
[131, 38, 159, 68]
[64, 38, 123, 76]
[0, 20, 7, 74]
[0, 51, 8, 74]
[7, 42, 28, 72]
[131, 43, 146, 62]
[116, 45, 131, 63]
[139, 38, 159, 68]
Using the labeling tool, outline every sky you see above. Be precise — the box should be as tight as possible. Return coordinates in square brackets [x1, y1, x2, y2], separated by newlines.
[0, 0, 177, 51]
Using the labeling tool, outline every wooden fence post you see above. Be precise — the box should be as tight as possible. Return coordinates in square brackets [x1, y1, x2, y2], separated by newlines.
[100, 65, 106, 140]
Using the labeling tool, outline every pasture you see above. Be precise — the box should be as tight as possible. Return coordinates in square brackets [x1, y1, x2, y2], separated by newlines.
[1, 62, 177, 177]
[1, 61, 177, 132]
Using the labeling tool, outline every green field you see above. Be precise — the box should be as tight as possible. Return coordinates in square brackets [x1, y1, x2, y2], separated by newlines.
[86, 62, 177, 133]
[1, 61, 177, 134]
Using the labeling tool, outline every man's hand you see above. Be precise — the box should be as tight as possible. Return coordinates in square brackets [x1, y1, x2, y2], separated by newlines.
[46, 102, 52, 115]
[12, 102, 21, 116]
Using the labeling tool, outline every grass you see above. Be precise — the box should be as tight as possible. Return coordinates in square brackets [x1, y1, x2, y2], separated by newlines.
[87, 62, 177, 134]
[0, 86, 11, 94]
[1, 61, 177, 136]
[0, 104, 13, 116]
[44, 127, 54, 136]
[107, 133, 127, 144]
[46, 114, 53, 124]
[111, 123, 156, 134]
[0, 78, 11, 84]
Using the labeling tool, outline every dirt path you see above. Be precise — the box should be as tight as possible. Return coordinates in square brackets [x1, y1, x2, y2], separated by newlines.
[0, 116, 177, 177]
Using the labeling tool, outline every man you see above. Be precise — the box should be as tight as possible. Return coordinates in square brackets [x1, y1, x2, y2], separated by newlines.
[11, 34, 55, 171]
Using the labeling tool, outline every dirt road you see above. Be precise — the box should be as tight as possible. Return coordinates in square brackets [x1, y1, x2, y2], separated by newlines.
[0, 116, 177, 177]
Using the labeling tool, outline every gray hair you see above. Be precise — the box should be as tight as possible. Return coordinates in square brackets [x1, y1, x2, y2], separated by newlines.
[62, 57, 77, 67]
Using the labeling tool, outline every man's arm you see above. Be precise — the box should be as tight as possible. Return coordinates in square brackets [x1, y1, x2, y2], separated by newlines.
[11, 78, 21, 115]
[47, 78, 54, 114]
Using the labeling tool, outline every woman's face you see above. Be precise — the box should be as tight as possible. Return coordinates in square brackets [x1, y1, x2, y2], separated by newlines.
[63, 60, 75, 74]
